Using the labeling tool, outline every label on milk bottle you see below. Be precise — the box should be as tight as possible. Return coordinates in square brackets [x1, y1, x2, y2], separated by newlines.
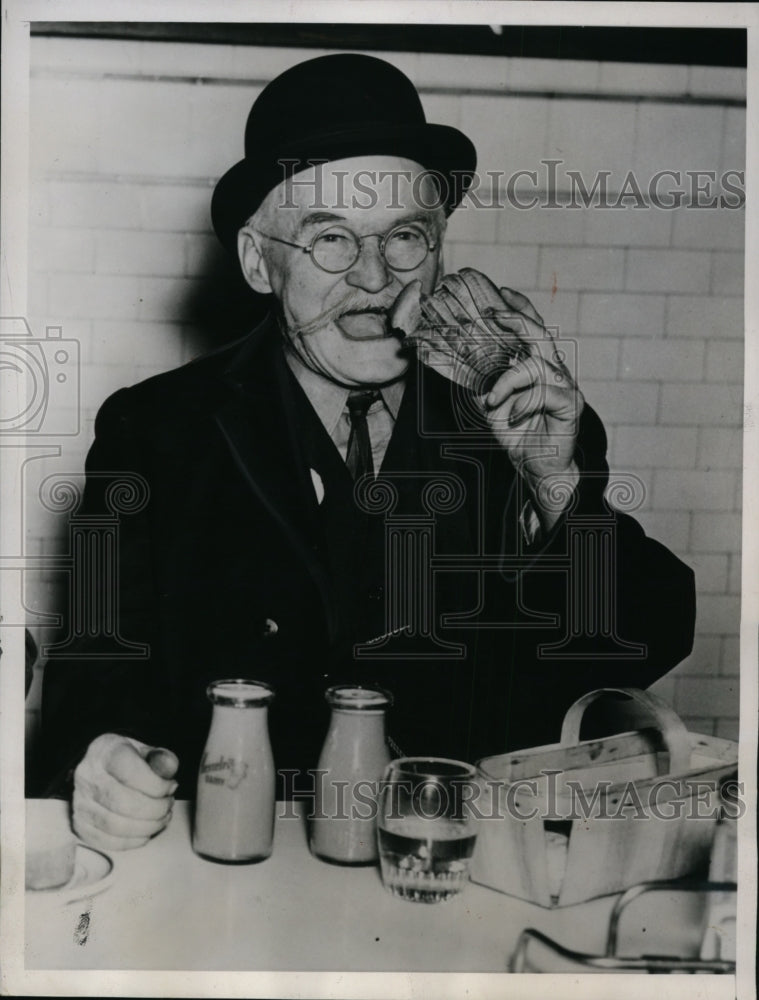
[199, 753, 249, 789]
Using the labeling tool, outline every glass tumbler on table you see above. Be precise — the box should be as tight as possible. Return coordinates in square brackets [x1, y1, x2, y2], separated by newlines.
[378, 757, 479, 903]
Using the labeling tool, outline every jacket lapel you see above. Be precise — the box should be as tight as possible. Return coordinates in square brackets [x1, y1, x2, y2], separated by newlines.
[213, 316, 338, 640]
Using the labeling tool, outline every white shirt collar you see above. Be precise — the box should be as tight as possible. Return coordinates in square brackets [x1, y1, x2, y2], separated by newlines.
[284, 347, 405, 434]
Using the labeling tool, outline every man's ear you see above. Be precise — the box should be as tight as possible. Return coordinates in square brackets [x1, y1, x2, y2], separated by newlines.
[238, 227, 272, 294]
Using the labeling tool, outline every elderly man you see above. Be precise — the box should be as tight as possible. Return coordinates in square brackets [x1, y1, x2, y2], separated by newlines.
[39, 54, 695, 851]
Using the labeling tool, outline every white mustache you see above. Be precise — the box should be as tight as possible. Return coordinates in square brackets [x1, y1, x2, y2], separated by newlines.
[288, 290, 399, 337]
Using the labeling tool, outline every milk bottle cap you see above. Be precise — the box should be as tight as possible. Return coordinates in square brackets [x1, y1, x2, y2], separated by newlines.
[325, 684, 392, 711]
[206, 678, 275, 707]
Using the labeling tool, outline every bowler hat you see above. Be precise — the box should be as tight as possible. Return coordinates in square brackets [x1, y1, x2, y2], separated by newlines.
[211, 53, 477, 254]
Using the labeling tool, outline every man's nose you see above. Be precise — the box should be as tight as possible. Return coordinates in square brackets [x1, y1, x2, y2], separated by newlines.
[344, 237, 393, 293]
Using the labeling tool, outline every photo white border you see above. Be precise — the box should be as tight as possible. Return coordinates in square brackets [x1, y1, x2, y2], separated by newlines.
[1, 2, 756, 998]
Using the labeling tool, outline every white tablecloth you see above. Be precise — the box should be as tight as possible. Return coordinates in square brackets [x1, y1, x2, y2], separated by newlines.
[25, 799, 706, 972]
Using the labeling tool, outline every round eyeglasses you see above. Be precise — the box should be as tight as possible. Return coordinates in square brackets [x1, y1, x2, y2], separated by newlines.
[256, 223, 437, 274]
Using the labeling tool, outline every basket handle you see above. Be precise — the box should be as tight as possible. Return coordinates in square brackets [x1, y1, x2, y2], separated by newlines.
[559, 687, 691, 776]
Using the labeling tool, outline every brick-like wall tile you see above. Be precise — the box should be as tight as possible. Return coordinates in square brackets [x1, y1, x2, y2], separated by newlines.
[91, 320, 185, 369]
[636, 510, 690, 553]
[538, 246, 625, 291]
[660, 384, 741, 427]
[721, 108, 747, 176]
[614, 426, 698, 469]
[446, 242, 539, 288]
[30, 78, 100, 173]
[187, 84, 262, 179]
[416, 53, 504, 93]
[83, 325, 122, 367]
[705, 340, 744, 385]
[690, 512, 741, 553]
[727, 553, 741, 596]
[626, 249, 711, 293]
[29, 183, 49, 227]
[671, 206, 744, 251]
[545, 99, 637, 187]
[34, 318, 93, 366]
[446, 203, 498, 244]
[733, 470, 743, 512]
[48, 180, 143, 230]
[81, 363, 134, 408]
[633, 104, 723, 177]
[27, 274, 48, 317]
[668, 636, 721, 676]
[711, 251, 744, 295]
[697, 428, 743, 470]
[139, 184, 211, 233]
[421, 92, 463, 130]
[34, 228, 96, 273]
[720, 636, 740, 676]
[648, 673, 677, 706]
[49, 273, 143, 320]
[459, 95, 549, 177]
[138, 40, 310, 83]
[695, 595, 740, 635]
[687, 553, 729, 594]
[579, 292, 666, 337]
[675, 676, 738, 717]
[510, 58, 600, 94]
[498, 204, 586, 247]
[620, 338, 704, 382]
[598, 61, 688, 97]
[95, 80, 193, 177]
[574, 336, 619, 381]
[531, 291, 580, 341]
[581, 379, 658, 425]
[666, 295, 743, 340]
[95, 231, 187, 277]
[687, 66, 746, 100]
[31, 35, 142, 75]
[584, 206, 672, 248]
[615, 468, 657, 511]
[653, 469, 735, 511]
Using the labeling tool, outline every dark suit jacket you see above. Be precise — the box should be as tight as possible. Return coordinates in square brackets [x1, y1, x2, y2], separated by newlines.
[38, 316, 696, 797]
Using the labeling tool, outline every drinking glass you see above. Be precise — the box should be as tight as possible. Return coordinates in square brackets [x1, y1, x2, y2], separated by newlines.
[377, 757, 479, 903]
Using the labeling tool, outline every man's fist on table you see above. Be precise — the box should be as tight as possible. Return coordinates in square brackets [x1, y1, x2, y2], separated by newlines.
[73, 734, 179, 851]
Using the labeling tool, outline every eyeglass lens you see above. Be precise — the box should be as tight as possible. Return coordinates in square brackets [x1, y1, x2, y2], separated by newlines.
[312, 225, 430, 273]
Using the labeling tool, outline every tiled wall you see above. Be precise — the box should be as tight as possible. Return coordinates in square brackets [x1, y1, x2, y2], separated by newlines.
[23, 37, 744, 750]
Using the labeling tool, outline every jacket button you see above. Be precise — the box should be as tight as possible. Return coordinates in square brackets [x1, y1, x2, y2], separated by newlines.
[368, 585, 383, 601]
[262, 618, 279, 637]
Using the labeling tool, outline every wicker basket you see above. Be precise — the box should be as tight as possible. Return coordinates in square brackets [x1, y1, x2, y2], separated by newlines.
[470, 687, 739, 907]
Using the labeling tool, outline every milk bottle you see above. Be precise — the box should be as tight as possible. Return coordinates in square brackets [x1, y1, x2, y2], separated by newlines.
[310, 685, 392, 864]
[193, 679, 275, 863]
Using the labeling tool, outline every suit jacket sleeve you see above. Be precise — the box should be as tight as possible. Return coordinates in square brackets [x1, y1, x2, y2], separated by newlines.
[37, 387, 167, 795]
[492, 402, 696, 749]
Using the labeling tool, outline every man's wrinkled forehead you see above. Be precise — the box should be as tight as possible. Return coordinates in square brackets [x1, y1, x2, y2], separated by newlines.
[255, 155, 445, 228]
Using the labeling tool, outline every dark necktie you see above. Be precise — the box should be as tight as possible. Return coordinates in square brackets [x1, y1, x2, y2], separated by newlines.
[345, 389, 380, 480]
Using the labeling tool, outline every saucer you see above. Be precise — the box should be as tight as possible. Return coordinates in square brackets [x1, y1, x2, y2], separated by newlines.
[27, 844, 114, 906]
